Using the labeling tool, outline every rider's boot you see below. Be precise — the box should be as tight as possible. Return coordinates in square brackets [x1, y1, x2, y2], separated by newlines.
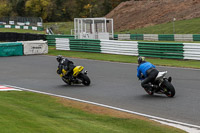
[153, 85, 159, 92]
[151, 85, 159, 92]
[65, 72, 72, 81]
[148, 85, 154, 92]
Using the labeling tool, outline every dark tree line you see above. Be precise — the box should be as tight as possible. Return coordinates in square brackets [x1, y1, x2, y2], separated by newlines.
[0, 0, 129, 22]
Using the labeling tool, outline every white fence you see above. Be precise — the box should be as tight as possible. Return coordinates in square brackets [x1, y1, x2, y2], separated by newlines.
[118, 34, 131, 40]
[183, 43, 200, 60]
[143, 34, 158, 41]
[175, 34, 193, 42]
[54, 38, 200, 60]
[100, 39, 138, 56]
[117, 34, 196, 42]
[56, 38, 70, 50]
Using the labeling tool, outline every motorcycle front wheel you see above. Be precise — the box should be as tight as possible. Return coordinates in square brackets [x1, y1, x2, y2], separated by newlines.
[78, 73, 90, 86]
[162, 80, 175, 97]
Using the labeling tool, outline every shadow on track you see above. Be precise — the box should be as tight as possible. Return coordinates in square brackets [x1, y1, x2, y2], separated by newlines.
[138, 94, 174, 99]
[56, 84, 91, 89]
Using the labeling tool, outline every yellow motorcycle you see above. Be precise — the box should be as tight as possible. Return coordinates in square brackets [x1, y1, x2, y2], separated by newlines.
[58, 66, 90, 86]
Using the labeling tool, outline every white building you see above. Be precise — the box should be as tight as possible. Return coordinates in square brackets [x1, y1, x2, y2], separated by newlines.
[74, 18, 114, 40]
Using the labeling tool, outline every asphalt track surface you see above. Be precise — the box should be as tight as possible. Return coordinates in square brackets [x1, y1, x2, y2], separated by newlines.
[0, 55, 200, 126]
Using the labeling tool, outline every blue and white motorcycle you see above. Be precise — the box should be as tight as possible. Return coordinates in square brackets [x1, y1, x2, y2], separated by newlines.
[143, 71, 175, 97]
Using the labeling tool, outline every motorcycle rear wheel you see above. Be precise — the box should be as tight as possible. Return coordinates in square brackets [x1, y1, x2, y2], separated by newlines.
[162, 80, 175, 97]
[78, 73, 90, 86]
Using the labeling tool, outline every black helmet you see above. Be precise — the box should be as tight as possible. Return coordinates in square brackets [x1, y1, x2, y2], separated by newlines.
[56, 55, 63, 62]
[138, 56, 145, 64]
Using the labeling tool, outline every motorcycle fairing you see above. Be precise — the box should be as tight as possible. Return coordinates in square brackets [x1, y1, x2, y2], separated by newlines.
[156, 71, 167, 80]
[59, 69, 67, 77]
[73, 66, 84, 77]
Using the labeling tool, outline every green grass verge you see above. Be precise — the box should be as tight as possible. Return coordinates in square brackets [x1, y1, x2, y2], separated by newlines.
[0, 91, 185, 133]
[0, 28, 46, 34]
[0, 22, 73, 35]
[48, 46, 200, 69]
[43, 22, 73, 35]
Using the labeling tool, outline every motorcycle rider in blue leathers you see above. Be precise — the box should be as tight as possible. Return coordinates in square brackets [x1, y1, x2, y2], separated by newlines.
[137, 57, 159, 92]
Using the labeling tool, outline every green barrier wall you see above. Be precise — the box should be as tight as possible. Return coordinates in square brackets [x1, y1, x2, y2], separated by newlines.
[130, 34, 144, 40]
[0, 42, 23, 56]
[119, 34, 200, 41]
[138, 42, 184, 59]
[46, 34, 74, 46]
[114, 34, 118, 40]
[193, 35, 200, 41]
[158, 34, 174, 41]
[0, 24, 44, 31]
[70, 39, 101, 53]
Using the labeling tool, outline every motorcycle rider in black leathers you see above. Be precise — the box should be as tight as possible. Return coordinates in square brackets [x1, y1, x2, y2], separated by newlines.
[56, 55, 75, 80]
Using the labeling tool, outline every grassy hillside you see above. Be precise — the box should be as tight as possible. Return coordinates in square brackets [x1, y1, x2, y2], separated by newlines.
[116, 17, 200, 34]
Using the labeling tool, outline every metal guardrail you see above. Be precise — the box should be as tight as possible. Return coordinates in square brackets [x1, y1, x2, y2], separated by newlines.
[54, 38, 200, 60]
[100, 39, 138, 56]
[56, 38, 70, 50]
[138, 42, 184, 59]
[116, 34, 200, 42]
[69, 39, 101, 53]
[183, 43, 200, 60]
[46, 35, 74, 46]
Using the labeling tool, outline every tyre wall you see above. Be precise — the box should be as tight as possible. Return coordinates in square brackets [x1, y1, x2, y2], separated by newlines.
[0, 32, 45, 42]
[55, 38, 200, 60]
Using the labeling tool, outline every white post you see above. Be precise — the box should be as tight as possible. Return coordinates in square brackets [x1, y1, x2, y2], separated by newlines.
[111, 19, 114, 39]
[74, 18, 76, 39]
[81, 19, 83, 35]
[102, 23, 104, 32]
[173, 18, 176, 34]
[84, 23, 86, 33]
[78, 19, 80, 39]
[104, 18, 107, 33]
[92, 19, 95, 39]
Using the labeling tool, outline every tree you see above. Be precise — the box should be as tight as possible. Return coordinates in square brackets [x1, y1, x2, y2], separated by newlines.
[0, 0, 131, 22]
[25, 0, 54, 21]
[102, 0, 112, 16]
[74, 0, 89, 18]
[6, 0, 27, 16]
[62, 0, 77, 21]
[0, 0, 12, 17]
